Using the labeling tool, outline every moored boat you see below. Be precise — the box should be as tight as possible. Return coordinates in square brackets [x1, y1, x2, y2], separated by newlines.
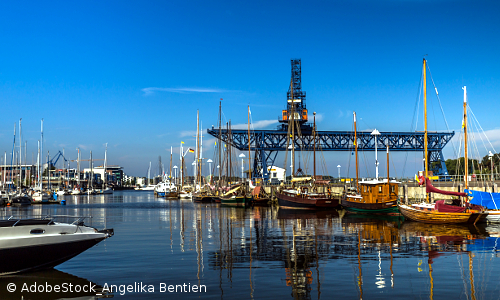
[398, 60, 486, 224]
[342, 179, 400, 213]
[0, 216, 113, 275]
[154, 179, 178, 198]
[276, 185, 339, 210]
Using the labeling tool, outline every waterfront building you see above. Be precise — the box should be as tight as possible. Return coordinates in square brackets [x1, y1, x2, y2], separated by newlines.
[0, 164, 37, 188]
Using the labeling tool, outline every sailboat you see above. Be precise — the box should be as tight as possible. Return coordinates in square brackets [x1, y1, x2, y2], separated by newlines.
[458, 87, 500, 223]
[100, 143, 113, 194]
[275, 80, 339, 209]
[71, 148, 82, 195]
[192, 110, 211, 202]
[135, 162, 155, 191]
[397, 59, 486, 224]
[221, 106, 254, 206]
[31, 120, 52, 203]
[341, 113, 400, 213]
[154, 147, 179, 198]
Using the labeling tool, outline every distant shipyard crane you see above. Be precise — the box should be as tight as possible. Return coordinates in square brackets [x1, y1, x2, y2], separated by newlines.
[207, 59, 454, 181]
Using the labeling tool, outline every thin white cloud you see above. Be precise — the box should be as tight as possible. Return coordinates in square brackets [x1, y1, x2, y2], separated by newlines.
[142, 87, 226, 96]
[308, 113, 323, 122]
[232, 119, 279, 130]
[180, 130, 197, 138]
[180, 120, 278, 138]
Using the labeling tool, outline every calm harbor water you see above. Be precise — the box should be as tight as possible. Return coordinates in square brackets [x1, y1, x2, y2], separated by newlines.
[1, 191, 500, 299]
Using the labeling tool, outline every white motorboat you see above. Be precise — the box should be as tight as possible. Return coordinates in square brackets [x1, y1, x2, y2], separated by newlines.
[0, 216, 113, 275]
[154, 180, 178, 198]
[31, 191, 53, 203]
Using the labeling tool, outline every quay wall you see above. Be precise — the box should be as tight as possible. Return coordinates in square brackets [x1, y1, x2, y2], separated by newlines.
[262, 183, 498, 201]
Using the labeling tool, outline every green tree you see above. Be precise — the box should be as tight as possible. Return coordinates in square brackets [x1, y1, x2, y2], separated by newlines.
[445, 157, 481, 176]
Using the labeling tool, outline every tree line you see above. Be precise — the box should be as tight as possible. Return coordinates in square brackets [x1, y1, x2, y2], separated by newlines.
[445, 153, 500, 176]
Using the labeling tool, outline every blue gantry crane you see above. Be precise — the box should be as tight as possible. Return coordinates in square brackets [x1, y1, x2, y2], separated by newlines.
[48, 150, 68, 169]
[207, 59, 453, 181]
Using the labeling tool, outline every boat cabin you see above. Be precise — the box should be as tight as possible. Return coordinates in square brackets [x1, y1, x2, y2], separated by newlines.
[357, 179, 399, 204]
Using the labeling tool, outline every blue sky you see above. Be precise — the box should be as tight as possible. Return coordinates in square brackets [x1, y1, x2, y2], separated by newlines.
[0, 0, 499, 178]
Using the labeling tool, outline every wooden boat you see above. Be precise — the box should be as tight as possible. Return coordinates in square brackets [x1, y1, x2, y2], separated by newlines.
[220, 184, 249, 206]
[276, 110, 339, 210]
[250, 186, 270, 206]
[398, 202, 484, 224]
[192, 192, 213, 203]
[276, 186, 340, 209]
[341, 112, 399, 213]
[397, 59, 487, 224]
[220, 194, 249, 206]
[342, 179, 400, 213]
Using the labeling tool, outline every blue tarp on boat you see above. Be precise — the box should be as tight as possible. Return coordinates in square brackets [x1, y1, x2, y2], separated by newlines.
[466, 189, 500, 209]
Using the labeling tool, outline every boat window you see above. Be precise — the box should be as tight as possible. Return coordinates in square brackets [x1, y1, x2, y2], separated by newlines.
[30, 228, 45, 234]
[391, 185, 395, 193]
[378, 186, 382, 193]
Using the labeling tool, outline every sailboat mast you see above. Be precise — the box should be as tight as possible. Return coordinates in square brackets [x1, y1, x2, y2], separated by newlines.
[226, 121, 229, 185]
[313, 112, 316, 179]
[229, 120, 232, 182]
[77, 148, 80, 187]
[463, 86, 468, 190]
[170, 146, 173, 180]
[40, 119, 43, 190]
[11, 123, 15, 191]
[423, 58, 429, 203]
[387, 145, 390, 187]
[19, 118, 22, 190]
[195, 110, 200, 186]
[104, 143, 108, 188]
[247, 105, 251, 182]
[354, 112, 359, 193]
[36, 141, 40, 189]
[148, 161, 151, 186]
[218, 100, 222, 183]
[290, 79, 295, 177]
[90, 151, 93, 190]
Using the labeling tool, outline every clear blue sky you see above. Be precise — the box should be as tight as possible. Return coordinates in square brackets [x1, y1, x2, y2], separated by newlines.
[1, 0, 499, 178]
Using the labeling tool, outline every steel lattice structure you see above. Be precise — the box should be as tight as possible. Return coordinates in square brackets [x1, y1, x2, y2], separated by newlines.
[206, 126, 454, 181]
[207, 58, 453, 181]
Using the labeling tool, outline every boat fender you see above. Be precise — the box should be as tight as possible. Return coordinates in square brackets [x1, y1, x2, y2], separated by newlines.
[61, 199, 66, 205]
[297, 188, 301, 195]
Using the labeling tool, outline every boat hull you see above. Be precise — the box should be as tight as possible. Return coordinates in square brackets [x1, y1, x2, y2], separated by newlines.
[276, 191, 339, 210]
[220, 196, 249, 207]
[341, 197, 398, 213]
[0, 221, 112, 275]
[0, 237, 106, 275]
[193, 195, 212, 203]
[398, 203, 485, 224]
[155, 191, 179, 198]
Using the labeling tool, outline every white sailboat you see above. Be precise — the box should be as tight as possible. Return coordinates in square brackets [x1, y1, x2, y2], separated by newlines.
[71, 148, 82, 195]
[136, 162, 155, 191]
[99, 143, 113, 194]
[154, 147, 178, 198]
[32, 120, 52, 203]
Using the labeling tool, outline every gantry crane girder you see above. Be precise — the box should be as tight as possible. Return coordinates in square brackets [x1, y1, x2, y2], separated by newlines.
[207, 126, 454, 181]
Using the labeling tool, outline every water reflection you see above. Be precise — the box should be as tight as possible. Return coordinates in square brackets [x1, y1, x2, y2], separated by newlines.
[3, 192, 500, 299]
